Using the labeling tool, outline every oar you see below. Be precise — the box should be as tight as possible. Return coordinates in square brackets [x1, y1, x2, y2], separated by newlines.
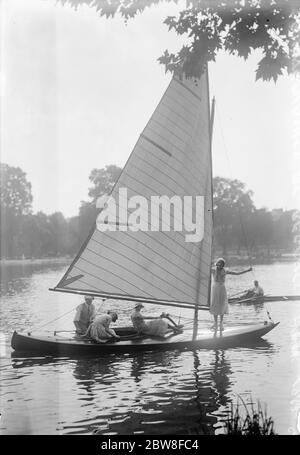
[229, 290, 248, 298]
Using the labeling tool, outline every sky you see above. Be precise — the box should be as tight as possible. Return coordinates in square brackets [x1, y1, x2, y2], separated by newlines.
[1, 0, 299, 217]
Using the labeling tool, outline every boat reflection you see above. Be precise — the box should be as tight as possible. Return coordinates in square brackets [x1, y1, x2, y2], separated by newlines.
[129, 350, 182, 383]
[10, 338, 276, 435]
[89, 350, 224, 435]
[210, 350, 231, 408]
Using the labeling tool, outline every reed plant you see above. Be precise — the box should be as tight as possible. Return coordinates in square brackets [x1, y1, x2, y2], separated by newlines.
[224, 396, 276, 435]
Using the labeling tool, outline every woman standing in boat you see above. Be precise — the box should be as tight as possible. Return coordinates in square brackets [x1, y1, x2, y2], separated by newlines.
[210, 258, 252, 331]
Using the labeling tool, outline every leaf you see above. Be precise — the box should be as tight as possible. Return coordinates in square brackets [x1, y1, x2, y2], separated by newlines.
[56, 0, 300, 82]
[255, 54, 284, 82]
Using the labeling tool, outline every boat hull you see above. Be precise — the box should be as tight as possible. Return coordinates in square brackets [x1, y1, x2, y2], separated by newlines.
[11, 321, 279, 355]
[229, 295, 300, 304]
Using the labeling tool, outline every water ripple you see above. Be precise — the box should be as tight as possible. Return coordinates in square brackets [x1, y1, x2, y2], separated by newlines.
[0, 261, 299, 434]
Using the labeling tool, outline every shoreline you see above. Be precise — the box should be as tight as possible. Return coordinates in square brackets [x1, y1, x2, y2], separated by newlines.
[0, 257, 70, 266]
[0, 255, 299, 267]
[223, 257, 299, 266]
[213, 253, 299, 266]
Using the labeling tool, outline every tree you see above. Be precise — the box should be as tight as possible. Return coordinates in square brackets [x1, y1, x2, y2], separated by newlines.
[77, 201, 99, 244]
[47, 212, 70, 256]
[67, 215, 82, 255]
[213, 176, 255, 255]
[247, 208, 274, 257]
[19, 212, 52, 258]
[0, 163, 33, 216]
[272, 209, 294, 251]
[61, 0, 300, 82]
[0, 163, 33, 258]
[88, 165, 122, 202]
[77, 165, 122, 242]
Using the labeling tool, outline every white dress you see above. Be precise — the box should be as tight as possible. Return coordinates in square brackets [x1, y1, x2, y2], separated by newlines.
[210, 268, 229, 316]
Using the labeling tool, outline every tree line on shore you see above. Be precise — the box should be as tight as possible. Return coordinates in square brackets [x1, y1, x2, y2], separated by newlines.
[0, 162, 296, 260]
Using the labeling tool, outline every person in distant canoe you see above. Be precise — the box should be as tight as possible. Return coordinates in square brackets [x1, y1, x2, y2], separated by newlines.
[73, 295, 96, 335]
[131, 303, 182, 336]
[86, 311, 120, 343]
[210, 258, 252, 331]
[251, 280, 264, 296]
[242, 280, 264, 299]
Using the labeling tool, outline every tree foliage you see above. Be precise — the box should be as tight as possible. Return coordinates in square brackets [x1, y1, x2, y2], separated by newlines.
[0, 164, 33, 258]
[88, 164, 122, 202]
[77, 164, 123, 241]
[213, 176, 255, 254]
[0, 163, 33, 216]
[0, 162, 296, 259]
[59, 0, 300, 81]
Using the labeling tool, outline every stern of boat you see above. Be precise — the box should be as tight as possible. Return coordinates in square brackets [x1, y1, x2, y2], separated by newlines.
[11, 330, 19, 351]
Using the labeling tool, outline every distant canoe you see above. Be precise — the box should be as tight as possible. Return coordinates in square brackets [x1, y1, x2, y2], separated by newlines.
[11, 321, 279, 356]
[229, 295, 300, 304]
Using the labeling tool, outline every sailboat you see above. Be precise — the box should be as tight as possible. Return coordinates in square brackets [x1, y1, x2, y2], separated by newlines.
[11, 68, 279, 354]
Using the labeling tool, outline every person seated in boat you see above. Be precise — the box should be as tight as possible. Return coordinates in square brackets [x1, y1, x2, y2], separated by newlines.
[210, 258, 252, 331]
[131, 303, 183, 337]
[85, 311, 120, 343]
[73, 295, 96, 335]
[242, 280, 264, 299]
[251, 280, 264, 296]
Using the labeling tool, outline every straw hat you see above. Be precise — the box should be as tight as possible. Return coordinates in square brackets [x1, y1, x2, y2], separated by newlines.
[216, 258, 225, 266]
[106, 310, 118, 319]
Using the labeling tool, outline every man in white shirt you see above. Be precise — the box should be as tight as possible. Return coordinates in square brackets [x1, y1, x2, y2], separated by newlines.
[73, 295, 96, 335]
[251, 280, 264, 296]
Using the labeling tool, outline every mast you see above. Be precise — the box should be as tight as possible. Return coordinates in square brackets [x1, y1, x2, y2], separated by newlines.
[192, 68, 215, 341]
[207, 95, 215, 303]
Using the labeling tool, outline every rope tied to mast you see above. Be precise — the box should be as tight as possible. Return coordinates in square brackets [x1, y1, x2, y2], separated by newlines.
[32, 298, 107, 333]
[32, 306, 78, 333]
[216, 104, 274, 322]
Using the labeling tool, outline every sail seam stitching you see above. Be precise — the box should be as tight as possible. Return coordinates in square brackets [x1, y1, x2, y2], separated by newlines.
[140, 134, 172, 157]
[84, 245, 197, 299]
[174, 78, 202, 101]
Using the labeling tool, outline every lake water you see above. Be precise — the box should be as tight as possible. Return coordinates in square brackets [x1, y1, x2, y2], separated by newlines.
[0, 260, 300, 435]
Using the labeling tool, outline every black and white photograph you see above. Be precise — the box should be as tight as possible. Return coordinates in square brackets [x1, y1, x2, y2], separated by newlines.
[0, 0, 300, 438]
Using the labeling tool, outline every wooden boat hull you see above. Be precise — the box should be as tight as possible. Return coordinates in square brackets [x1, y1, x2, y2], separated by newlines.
[11, 321, 279, 355]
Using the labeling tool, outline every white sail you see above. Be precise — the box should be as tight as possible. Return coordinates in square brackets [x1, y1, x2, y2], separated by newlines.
[55, 70, 213, 307]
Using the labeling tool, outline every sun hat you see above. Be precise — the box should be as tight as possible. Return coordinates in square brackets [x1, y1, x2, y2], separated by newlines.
[216, 258, 225, 266]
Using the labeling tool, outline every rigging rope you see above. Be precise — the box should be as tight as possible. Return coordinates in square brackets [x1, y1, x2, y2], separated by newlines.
[33, 298, 107, 332]
[216, 105, 273, 321]
[33, 306, 78, 331]
[216, 105, 272, 321]
[216, 104, 256, 281]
